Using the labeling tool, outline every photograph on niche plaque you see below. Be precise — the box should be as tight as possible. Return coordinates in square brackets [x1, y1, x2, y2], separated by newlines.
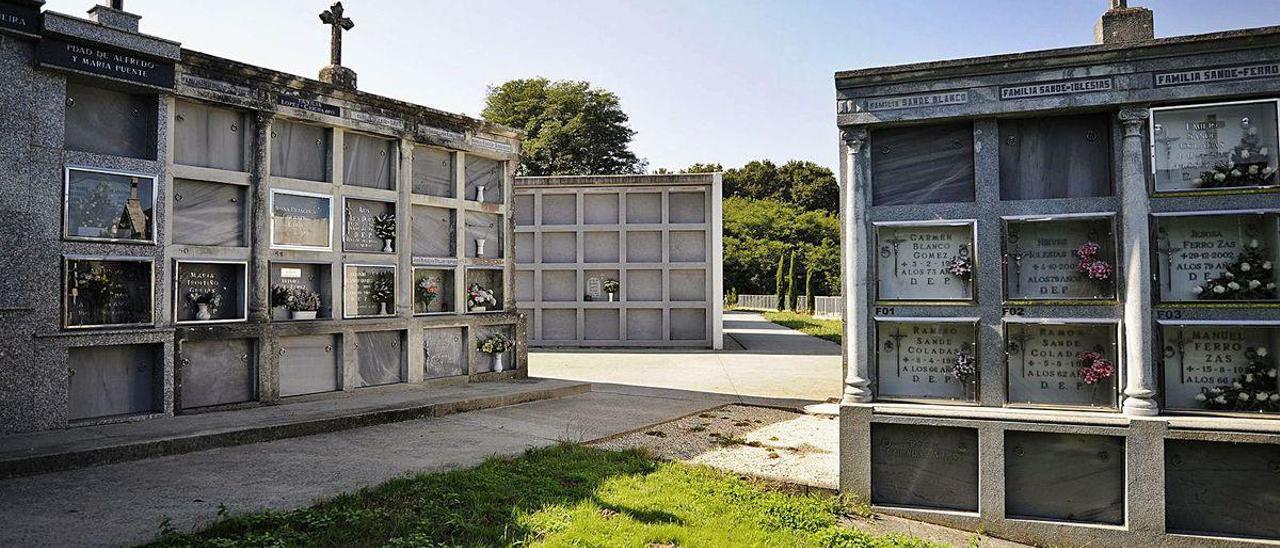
[875, 320, 979, 403]
[270, 190, 332, 250]
[1005, 322, 1120, 409]
[64, 167, 155, 243]
[343, 264, 396, 318]
[1154, 212, 1279, 303]
[174, 261, 248, 324]
[1003, 216, 1117, 301]
[63, 257, 153, 329]
[413, 267, 454, 314]
[1160, 323, 1280, 415]
[343, 198, 396, 253]
[875, 222, 976, 302]
[1152, 100, 1280, 193]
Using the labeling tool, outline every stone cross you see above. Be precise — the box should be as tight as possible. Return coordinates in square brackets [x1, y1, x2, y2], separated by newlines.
[1110, 0, 1127, 9]
[319, 2, 354, 67]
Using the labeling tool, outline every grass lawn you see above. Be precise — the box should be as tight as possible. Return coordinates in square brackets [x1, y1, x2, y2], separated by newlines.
[762, 310, 843, 344]
[149, 444, 936, 547]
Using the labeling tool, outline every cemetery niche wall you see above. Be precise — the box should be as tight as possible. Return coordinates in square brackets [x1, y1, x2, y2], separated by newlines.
[836, 20, 1280, 547]
[0, 1, 524, 435]
[514, 174, 724, 349]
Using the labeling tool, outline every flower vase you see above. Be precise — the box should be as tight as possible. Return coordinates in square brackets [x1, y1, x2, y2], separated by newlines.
[608, 292, 615, 302]
[476, 185, 486, 203]
[379, 302, 388, 316]
[382, 239, 394, 253]
[492, 353, 504, 372]
[196, 303, 212, 321]
[476, 238, 486, 257]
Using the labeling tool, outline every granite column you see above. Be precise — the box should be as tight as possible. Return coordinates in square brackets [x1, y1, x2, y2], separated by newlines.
[841, 127, 872, 404]
[248, 111, 272, 323]
[1119, 107, 1159, 416]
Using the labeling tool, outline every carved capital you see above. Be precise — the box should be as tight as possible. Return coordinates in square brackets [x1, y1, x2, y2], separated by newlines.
[841, 127, 869, 153]
[1118, 107, 1150, 135]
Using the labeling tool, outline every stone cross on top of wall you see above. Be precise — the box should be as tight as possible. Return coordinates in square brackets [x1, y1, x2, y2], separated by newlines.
[318, 2, 358, 90]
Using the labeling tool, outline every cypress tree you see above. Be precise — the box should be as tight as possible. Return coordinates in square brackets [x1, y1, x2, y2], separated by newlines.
[775, 254, 785, 311]
[804, 265, 813, 313]
[786, 250, 796, 311]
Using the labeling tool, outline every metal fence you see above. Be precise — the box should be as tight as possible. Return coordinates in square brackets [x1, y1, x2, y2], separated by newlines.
[734, 294, 779, 311]
[813, 296, 844, 319]
[733, 294, 843, 318]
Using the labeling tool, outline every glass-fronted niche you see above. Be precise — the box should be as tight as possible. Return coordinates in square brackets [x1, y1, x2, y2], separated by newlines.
[64, 167, 155, 244]
[343, 264, 396, 318]
[175, 261, 248, 324]
[1161, 323, 1279, 416]
[413, 267, 455, 314]
[870, 122, 975, 206]
[875, 222, 976, 302]
[875, 320, 979, 403]
[343, 198, 397, 253]
[270, 262, 332, 321]
[465, 267, 503, 313]
[271, 190, 332, 250]
[1155, 211, 1278, 303]
[1003, 216, 1118, 301]
[63, 257, 153, 329]
[1005, 322, 1120, 409]
[1152, 100, 1280, 193]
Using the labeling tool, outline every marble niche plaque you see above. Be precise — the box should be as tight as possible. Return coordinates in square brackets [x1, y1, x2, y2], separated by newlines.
[1155, 213, 1279, 302]
[175, 261, 247, 323]
[269, 263, 330, 321]
[1166, 439, 1280, 540]
[63, 258, 153, 328]
[271, 191, 331, 249]
[876, 224, 975, 301]
[1160, 324, 1279, 414]
[355, 331, 403, 388]
[343, 264, 396, 318]
[1004, 218, 1117, 301]
[68, 344, 158, 420]
[465, 155, 503, 204]
[1006, 323, 1119, 409]
[876, 321, 978, 402]
[173, 179, 246, 247]
[411, 205, 456, 261]
[465, 211, 503, 259]
[871, 423, 979, 511]
[270, 119, 329, 182]
[413, 267, 454, 314]
[342, 133, 396, 190]
[424, 326, 467, 379]
[1005, 432, 1125, 524]
[64, 168, 154, 243]
[1152, 100, 1280, 192]
[344, 198, 396, 253]
[412, 146, 455, 198]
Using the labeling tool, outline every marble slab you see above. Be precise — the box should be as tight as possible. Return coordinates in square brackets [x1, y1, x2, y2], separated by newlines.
[278, 334, 339, 397]
[1006, 323, 1118, 408]
[68, 344, 158, 420]
[626, 193, 662, 224]
[871, 423, 979, 511]
[344, 198, 396, 253]
[584, 231, 620, 263]
[668, 191, 706, 224]
[65, 81, 156, 160]
[423, 327, 466, 378]
[174, 100, 246, 172]
[999, 114, 1111, 200]
[465, 211, 503, 259]
[584, 193, 619, 224]
[627, 309, 663, 340]
[876, 224, 975, 301]
[670, 308, 707, 340]
[1005, 432, 1124, 524]
[541, 193, 576, 225]
[1166, 439, 1280, 539]
[175, 262, 246, 323]
[355, 331, 403, 388]
[173, 179, 245, 247]
[627, 231, 662, 263]
[270, 119, 329, 182]
[464, 155, 503, 204]
[412, 146, 455, 198]
[343, 133, 396, 190]
[585, 309, 621, 341]
[870, 122, 974, 206]
[1005, 218, 1116, 300]
[411, 205, 455, 260]
[179, 339, 254, 409]
[876, 321, 977, 402]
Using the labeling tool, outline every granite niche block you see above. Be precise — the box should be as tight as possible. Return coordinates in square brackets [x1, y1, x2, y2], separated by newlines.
[668, 191, 706, 223]
[1004, 431, 1125, 524]
[173, 179, 246, 247]
[174, 100, 247, 172]
[626, 192, 662, 224]
[1166, 439, 1280, 540]
[355, 331, 403, 388]
[871, 423, 979, 511]
[541, 193, 576, 225]
[278, 334, 339, 397]
[626, 231, 662, 263]
[626, 309, 663, 340]
[541, 309, 577, 341]
[423, 327, 467, 379]
[583, 231, 620, 263]
[670, 308, 707, 340]
[411, 146, 455, 197]
[68, 343, 159, 420]
[541, 232, 576, 263]
[584, 192, 619, 224]
[179, 338, 254, 409]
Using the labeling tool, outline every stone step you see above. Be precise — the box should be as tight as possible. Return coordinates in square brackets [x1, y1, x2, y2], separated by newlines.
[0, 378, 590, 479]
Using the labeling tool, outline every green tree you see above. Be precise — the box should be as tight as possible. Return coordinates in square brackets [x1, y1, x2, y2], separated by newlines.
[722, 197, 839, 297]
[779, 160, 838, 214]
[786, 250, 796, 311]
[683, 163, 723, 174]
[774, 254, 785, 311]
[482, 78, 644, 176]
[803, 266, 812, 312]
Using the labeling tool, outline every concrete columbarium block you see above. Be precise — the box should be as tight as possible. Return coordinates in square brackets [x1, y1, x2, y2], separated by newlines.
[670, 308, 706, 340]
[541, 270, 576, 302]
[412, 268, 454, 314]
[584, 193, 619, 224]
[584, 309, 620, 341]
[626, 231, 662, 262]
[178, 339, 254, 409]
[465, 211, 503, 259]
[343, 264, 396, 318]
[270, 263, 332, 320]
[1154, 212, 1279, 303]
[68, 344, 159, 420]
[344, 198, 396, 253]
[541, 232, 576, 263]
[174, 100, 247, 172]
[1159, 324, 1279, 414]
[669, 230, 707, 262]
[541, 309, 576, 341]
[999, 114, 1112, 200]
[173, 179, 246, 247]
[64, 81, 156, 160]
[875, 223, 975, 301]
[473, 324, 515, 373]
[411, 146, 455, 198]
[270, 119, 329, 182]
[342, 132, 396, 190]
[669, 269, 706, 301]
[583, 231, 620, 263]
[871, 424, 978, 511]
[869, 122, 974, 206]
[411, 205, 455, 260]
[1165, 439, 1280, 540]
[423, 327, 466, 379]
[514, 270, 533, 302]
[515, 233, 533, 263]
[627, 309, 663, 340]
[541, 193, 576, 225]
[514, 194, 534, 225]
[271, 190, 332, 249]
[1003, 217, 1117, 301]
[875, 320, 978, 403]
[465, 155, 503, 204]
[1005, 322, 1119, 409]
[63, 257, 153, 328]
[668, 191, 706, 224]
[1152, 100, 1280, 193]
[626, 269, 662, 301]
[65, 167, 155, 243]
[626, 192, 662, 223]
[1004, 431, 1125, 524]
[278, 334, 340, 397]
[355, 331, 403, 388]
[174, 261, 248, 324]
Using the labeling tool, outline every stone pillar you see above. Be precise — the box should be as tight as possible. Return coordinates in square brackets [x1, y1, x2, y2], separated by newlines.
[248, 112, 272, 323]
[1119, 107, 1158, 416]
[841, 127, 872, 404]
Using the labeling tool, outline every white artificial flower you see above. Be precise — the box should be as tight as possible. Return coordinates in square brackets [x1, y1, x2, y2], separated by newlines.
[1215, 395, 1229, 404]
[1241, 262, 1252, 272]
[1233, 381, 1244, 389]
[1249, 165, 1261, 175]
[1250, 280, 1263, 289]
[1272, 394, 1280, 402]
[1263, 261, 1273, 270]
[1226, 271, 1235, 279]
[1258, 347, 1269, 357]
[1259, 392, 1270, 401]
[1231, 169, 1243, 177]
[1240, 393, 1251, 401]
[1242, 150, 1252, 159]
[1246, 373, 1255, 383]
[1214, 285, 1226, 294]
[1266, 166, 1275, 174]
[1193, 286, 1204, 294]
[1211, 387, 1223, 394]
[1228, 282, 1241, 291]
[1195, 393, 1208, 402]
[1215, 172, 1228, 182]
[1261, 146, 1270, 156]
[1268, 283, 1277, 290]
[1269, 368, 1278, 378]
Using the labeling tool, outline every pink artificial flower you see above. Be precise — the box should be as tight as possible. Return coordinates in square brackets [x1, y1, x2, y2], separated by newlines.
[1076, 241, 1101, 260]
[1087, 260, 1113, 281]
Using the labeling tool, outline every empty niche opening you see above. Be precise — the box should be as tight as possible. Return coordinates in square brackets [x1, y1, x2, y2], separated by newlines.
[870, 122, 975, 206]
[1004, 431, 1125, 525]
[626, 309, 663, 340]
[541, 270, 577, 302]
[668, 192, 706, 223]
[343, 132, 396, 190]
[411, 146, 455, 198]
[1165, 439, 1280, 540]
[465, 155, 503, 204]
[178, 338, 255, 410]
[173, 179, 247, 247]
[464, 211, 503, 259]
[514, 194, 534, 225]
[515, 233, 534, 263]
[583, 269, 620, 301]
[584, 231, 620, 263]
[474, 324, 516, 373]
[423, 326, 467, 379]
[464, 268, 503, 312]
[355, 330, 403, 388]
[626, 270, 662, 301]
[411, 205, 456, 260]
[344, 198, 397, 253]
[68, 343, 160, 421]
[541, 232, 577, 263]
[541, 309, 577, 341]
[626, 192, 662, 224]
[65, 81, 157, 160]
[514, 270, 533, 302]
[270, 119, 330, 182]
[541, 193, 577, 225]
[269, 262, 332, 321]
[413, 268, 454, 314]
[870, 423, 979, 512]
[278, 334, 340, 397]
[669, 230, 707, 263]
[584, 309, 621, 341]
[175, 100, 247, 171]
[626, 231, 662, 263]
[670, 269, 707, 301]
[584, 193, 620, 224]
[669, 308, 707, 340]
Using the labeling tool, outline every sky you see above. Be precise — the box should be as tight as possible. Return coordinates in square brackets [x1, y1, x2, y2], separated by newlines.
[43, 0, 1280, 172]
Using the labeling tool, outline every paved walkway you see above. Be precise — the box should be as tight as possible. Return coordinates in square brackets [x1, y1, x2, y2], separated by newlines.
[529, 311, 843, 402]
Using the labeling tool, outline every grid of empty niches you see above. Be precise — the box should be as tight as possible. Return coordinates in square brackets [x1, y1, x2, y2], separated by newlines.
[514, 187, 714, 346]
[868, 103, 1280, 417]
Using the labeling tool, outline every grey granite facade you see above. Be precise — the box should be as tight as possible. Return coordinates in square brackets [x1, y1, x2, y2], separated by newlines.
[0, 1, 525, 435]
[837, 19, 1280, 547]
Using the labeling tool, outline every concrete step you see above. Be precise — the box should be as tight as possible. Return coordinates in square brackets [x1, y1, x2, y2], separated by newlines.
[0, 378, 590, 479]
